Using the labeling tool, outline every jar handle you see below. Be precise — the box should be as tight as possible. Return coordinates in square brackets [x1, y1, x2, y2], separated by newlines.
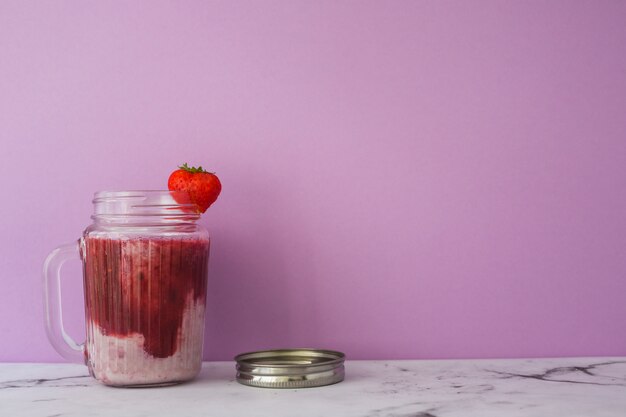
[43, 240, 85, 364]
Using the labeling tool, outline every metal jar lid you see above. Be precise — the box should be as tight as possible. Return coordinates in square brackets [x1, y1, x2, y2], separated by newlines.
[234, 348, 345, 388]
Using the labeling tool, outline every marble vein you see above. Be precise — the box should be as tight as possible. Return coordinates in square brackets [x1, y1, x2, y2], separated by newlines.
[0, 375, 91, 390]
[486, 360, 626, 387]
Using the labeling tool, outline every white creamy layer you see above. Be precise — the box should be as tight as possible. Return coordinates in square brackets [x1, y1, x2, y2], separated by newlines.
[87, 296, 206, 386]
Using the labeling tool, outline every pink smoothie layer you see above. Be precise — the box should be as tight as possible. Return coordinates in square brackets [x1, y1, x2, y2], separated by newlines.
[83, 235, 209, 386]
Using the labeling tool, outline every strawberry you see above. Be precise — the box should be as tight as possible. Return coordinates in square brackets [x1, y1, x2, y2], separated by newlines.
[168, 163, 222, 213]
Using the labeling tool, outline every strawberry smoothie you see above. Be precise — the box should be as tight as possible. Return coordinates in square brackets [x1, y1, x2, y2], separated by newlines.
[82, 235, 209, 386]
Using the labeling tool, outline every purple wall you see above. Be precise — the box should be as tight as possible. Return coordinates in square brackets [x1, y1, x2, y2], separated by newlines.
[1, 1, 625, 362]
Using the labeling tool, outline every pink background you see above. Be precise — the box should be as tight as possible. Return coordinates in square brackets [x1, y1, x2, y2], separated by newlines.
[1, 1, 625, 362]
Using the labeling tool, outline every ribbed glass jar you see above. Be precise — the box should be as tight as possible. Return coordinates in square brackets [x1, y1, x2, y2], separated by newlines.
[44, 191, 210, 387]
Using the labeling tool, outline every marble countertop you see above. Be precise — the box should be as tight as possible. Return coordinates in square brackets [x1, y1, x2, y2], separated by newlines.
[1, 357, 625, 416]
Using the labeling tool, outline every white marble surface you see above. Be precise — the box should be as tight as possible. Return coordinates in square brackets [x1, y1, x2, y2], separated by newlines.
[1, 358, 625, 416]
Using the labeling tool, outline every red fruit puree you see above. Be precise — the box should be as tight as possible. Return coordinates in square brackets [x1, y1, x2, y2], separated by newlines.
[82, 235, 209, 385]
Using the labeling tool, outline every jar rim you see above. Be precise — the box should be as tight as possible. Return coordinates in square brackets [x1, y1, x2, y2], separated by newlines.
[93, 190, 191, 199]
[92, 190, 200, 224]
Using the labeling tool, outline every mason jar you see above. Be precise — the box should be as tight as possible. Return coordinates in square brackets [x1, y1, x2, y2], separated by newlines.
[43, 191, 210, 387]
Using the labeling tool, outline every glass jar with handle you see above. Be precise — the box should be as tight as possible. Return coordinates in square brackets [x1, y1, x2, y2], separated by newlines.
[43, 191, 210, 387]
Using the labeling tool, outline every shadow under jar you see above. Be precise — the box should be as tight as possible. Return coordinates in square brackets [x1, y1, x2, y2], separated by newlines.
[44, 191, 210, 387]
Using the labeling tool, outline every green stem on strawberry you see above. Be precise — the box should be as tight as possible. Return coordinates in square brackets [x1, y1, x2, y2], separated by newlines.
[178, 163, 214, 174]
